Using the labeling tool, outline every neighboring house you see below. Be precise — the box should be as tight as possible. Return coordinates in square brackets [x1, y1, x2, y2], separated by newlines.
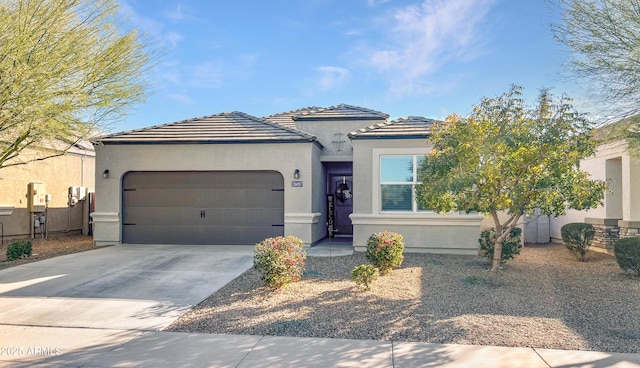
[92, 104, 484, 254]
[0, 143, 95, 242]
[550, 135, 640, 250]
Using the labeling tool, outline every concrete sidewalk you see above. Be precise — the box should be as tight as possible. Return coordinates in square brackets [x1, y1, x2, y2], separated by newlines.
[1, 327, 639, 367]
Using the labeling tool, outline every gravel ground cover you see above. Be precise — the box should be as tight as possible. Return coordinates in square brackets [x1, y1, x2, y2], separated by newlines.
[0, 234, 96, 270]
[167, 243, 640, 353]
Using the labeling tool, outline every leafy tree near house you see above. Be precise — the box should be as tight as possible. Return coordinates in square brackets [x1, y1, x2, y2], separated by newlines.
[416, 85, 607, 285]
[552, 0, 640, 152]
[0, 0, 154, 169]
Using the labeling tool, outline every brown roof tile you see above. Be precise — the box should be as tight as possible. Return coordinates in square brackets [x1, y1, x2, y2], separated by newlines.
[264, 106, 323, 128]
[97, 111, 317, 144]
[294, 104, 389, 121]
[349, 116, 436, 139]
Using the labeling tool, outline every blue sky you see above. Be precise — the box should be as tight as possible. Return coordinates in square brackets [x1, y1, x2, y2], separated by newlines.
[116, 0, 590, 132]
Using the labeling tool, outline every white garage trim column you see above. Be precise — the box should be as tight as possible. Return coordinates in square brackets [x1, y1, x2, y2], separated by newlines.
[285, 212, 321, 246]
[90, 212, 120, 246]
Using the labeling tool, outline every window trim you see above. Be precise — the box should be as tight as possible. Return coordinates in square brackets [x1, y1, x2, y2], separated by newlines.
[373, 148, 430, 214]
[380, 156, 423, 212]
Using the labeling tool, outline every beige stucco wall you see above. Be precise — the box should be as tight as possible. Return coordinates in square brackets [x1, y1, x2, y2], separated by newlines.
[92, 142, 323, 246]
[295, 119, 382, 160]
[549, 140, 631, 241]
[0, 149, 95, 240]
[350, 138, 484, 255]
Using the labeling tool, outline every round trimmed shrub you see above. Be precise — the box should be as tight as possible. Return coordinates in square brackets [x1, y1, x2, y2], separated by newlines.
[479, 227, 522, 264]
[6, 241, 32, 261]
[561, 222, 595, 262]
[254, 235, 306, 290]
[365, 231, 404, 275]
[351, 264, 379, 291]
[614, 236, 640, 276]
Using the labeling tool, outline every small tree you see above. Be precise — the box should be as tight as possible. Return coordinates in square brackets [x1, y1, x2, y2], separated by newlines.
[561, 223, 595, 262]
[417, 86, 607, 285]
[0, 0, 154, 169]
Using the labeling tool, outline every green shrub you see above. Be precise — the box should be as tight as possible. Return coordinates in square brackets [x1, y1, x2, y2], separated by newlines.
[351, 264, 379, 291]
[561, 223, 595, 262]
[365, 231, 404, 275]
[254, 235, 306, 290]
[479, 227, 522, 264]
[614, 237, 640, 276]
[6, 241, 32, 261]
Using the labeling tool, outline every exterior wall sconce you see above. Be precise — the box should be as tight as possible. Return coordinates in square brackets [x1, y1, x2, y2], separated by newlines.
[294, 169, 300, 179]
[103, 170, 109, 179]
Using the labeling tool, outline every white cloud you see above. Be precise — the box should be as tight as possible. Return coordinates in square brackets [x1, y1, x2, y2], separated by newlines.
[167, 92, 194, 105]
[157, 61, 221, 90]
[119, 2, 185, 50]
[190, 62, 224, 88]
[313, 66, 350, 91]
[165, 3, 189, 22]
[168, 3, 185, 21]
[159, 53, 258, 92]
[159, 64, 182, 86]
[239, 53, 259, 70]
[165, 31, 183, 49]
[119, 0, 164, 33]
[368, 0, 495, 96]
[368, 0, 392, 7]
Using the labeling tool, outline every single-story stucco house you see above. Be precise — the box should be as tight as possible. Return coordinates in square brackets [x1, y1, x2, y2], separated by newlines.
[91, 104, 484, 254]
[550, 131, 640, 250]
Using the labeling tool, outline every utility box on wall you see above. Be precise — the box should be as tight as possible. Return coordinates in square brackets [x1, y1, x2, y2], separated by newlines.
[68, 186, 88, 206]
[28, 182, 47, 212]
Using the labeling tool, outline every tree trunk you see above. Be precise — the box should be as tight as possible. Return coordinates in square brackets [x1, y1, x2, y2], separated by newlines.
[489, 210, 504, 286]
[489, 234, 504, 286]
[489, 210, 521, 286]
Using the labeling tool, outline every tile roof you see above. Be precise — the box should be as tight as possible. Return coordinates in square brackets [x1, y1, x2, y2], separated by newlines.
[37, 138, 95, 156]
[348, 116, 437, 139]
[593, 114, 640, 142]
[97, 111, 317, 144]
[264, 106, 323, 128]
[68, 140, 96, 155]
[293, 104, 389, 121]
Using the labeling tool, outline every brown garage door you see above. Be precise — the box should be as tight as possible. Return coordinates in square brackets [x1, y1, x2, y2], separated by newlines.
[122, 171, 284, 245]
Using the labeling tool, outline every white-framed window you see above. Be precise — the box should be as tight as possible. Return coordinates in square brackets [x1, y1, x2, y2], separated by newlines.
[380, 155, 428, 212]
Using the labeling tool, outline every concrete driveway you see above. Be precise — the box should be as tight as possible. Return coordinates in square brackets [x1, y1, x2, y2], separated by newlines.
[0, 244, 253, 331]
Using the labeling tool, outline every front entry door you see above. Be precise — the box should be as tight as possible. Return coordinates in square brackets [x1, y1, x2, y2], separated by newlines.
[329, 175, 353, 235]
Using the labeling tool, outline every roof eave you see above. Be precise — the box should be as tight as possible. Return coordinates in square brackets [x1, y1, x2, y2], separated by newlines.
[98, 138, 320, 145]
[295, 116, 388, 122]
[349, 134, 431, 140]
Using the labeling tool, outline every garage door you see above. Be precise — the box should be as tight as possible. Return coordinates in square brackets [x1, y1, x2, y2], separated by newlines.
[122, 171, 284, 245]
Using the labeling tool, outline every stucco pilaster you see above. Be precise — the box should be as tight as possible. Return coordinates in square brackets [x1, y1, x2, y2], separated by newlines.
[622, 154, 640, 220]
